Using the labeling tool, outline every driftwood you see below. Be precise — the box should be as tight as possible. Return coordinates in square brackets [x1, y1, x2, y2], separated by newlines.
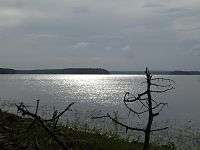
[92, 68, 175, 150]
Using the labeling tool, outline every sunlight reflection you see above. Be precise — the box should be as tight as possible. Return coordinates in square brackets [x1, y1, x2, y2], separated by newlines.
[19, 74, 144, 105]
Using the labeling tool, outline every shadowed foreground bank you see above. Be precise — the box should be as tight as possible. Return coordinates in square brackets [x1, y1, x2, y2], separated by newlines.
[0, 110, 174, 150]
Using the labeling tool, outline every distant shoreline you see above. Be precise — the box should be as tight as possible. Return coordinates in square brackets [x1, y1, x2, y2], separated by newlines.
[0, 68, 200, 75]
[111, 71, 200, 75]
[0, 68, 110, 74]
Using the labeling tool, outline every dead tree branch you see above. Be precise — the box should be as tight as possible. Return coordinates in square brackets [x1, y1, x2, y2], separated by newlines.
[16, 101, 75, 150]
[151, 127, 169, 132]
[92, 113, 145, 132]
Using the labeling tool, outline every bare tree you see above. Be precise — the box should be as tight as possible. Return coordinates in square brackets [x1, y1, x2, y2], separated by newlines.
[16, 100, 75, 150]
[92, 68, 175, 150]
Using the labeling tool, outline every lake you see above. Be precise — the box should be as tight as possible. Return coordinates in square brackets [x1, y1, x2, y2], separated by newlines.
[0, 74, 200, 149]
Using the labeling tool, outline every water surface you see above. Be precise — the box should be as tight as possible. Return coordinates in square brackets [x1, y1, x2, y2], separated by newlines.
[0, 75, 199, 120]
[0, 75, 200, 149]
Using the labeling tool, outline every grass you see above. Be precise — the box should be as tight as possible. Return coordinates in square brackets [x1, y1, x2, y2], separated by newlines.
[0, 109, 175, 150]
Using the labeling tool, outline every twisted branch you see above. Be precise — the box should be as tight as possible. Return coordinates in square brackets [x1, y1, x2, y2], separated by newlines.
[16, 101, 75, 150]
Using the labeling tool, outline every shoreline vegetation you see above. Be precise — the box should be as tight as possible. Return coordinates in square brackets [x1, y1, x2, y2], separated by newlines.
[1, 67, 200, 75]
[0, 108, 175, 150]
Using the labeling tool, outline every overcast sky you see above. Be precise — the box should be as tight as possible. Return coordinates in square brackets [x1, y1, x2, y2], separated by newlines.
[0, 0, 200, 70]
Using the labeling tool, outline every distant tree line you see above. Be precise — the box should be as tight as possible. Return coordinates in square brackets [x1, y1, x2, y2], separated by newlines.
[0, 68, 110, 74]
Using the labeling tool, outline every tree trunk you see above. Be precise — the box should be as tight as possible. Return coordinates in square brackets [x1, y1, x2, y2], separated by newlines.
[143, 68, 153, 150]
[143, 131, 150, 150]
[143, 116, 153, 150]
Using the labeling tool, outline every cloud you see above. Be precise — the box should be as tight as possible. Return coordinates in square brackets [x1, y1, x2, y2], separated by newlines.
[71, 6, 90, 14]
[71, 42, 90, 49]
[143, 3, 164, 8]
[189, 44, 200, 56]
[0, 0, 200, 70]
[104, 46, 112, 51]
[121, 45, 131, 51]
